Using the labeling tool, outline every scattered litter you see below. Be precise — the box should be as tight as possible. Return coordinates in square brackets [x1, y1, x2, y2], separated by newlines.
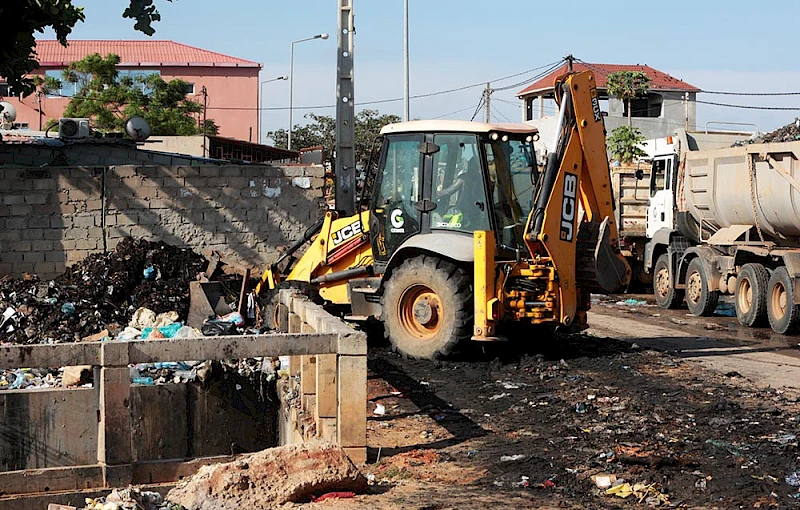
[373, 403, 386, 416]
[499, 454, 526, 462]
[786, 471, 800, 487]
[616, 298, 648, 306]
[512, 476, 530, 488]
[489, 392, 510, 400]
[592, 473, 617, 489]
[715, 302, 736, 317]
[312, 492, 356, 502]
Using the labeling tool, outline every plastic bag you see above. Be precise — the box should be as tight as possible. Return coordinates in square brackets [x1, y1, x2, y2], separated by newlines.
[173, 325, 202, 339]
[201, 320, 238, 336]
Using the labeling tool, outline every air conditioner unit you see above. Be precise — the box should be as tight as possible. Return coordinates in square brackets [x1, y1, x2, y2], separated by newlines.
[58, 118, 91, 139]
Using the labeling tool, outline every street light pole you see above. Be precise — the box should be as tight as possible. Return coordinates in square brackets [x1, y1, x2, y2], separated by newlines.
[288, 33, 329, 150]
[403, 0, 410, 122]
[259, 76, 287, 144]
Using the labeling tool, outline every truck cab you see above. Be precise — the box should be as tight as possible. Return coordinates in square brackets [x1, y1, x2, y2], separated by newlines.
[646, 153, 679, 239]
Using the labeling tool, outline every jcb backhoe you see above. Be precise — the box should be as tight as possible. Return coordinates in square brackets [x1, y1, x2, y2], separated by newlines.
[256, 70, 631, 359]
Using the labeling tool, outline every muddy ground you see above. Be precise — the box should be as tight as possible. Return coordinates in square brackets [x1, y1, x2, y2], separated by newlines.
[288, 296, 800, 509]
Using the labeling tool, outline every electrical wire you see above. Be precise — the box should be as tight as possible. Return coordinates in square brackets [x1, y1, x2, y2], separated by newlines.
[470, 96, 485, 121]
[696, 100, 800, 111]
[431, 105, 481, 119]
[702, 90, 800, 96]
[491, 104, 513, 123]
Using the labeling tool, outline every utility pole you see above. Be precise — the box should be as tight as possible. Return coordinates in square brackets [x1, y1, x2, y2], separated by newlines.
[335, 0, 357, 217]
[565, 54, 575, 72]
[403, 0, 410, 121]
[201, 86, 208, 157]
[484, 83, 491, 123]
[684, 92, 689, 131]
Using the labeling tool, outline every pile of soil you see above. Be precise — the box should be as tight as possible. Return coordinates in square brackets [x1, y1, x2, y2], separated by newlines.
[736, 118, 800, 145]
[0, 238, 207, 344]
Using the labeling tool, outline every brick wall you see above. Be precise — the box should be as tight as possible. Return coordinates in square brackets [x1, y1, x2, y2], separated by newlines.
[0, 164, 326, 278]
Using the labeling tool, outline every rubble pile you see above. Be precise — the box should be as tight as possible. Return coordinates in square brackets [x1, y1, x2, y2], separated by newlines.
[0, 238, 206, 344]
[735, 118, 800, 145]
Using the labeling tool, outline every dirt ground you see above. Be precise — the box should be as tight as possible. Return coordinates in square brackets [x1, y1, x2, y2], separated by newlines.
[286, 295, 800, 509]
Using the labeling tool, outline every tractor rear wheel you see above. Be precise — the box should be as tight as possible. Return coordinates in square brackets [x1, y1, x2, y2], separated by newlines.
[381, 256, 472, 359]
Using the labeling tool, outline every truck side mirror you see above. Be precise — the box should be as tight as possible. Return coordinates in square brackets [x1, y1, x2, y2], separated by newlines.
[635, 169, 644, 180]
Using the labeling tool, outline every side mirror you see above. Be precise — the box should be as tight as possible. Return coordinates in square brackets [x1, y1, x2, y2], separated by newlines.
[635, 169, 644, 180]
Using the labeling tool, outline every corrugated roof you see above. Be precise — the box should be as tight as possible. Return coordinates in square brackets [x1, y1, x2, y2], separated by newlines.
[34, 40, 261, 68]
[517, 63, 700, 97]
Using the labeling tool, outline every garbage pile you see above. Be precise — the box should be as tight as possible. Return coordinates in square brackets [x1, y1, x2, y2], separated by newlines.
[734, 118, 800, 145]
[0, 238, 207, 344]
[70, 486, 184, 510]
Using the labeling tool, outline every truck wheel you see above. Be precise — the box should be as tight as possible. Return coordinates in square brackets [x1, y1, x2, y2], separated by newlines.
[767, 266, 800, 335]
[685, 258, 719, 316]
[653, 254, 683, 309]
[735, 263, 769, 327]
[381, 256, 472, 359]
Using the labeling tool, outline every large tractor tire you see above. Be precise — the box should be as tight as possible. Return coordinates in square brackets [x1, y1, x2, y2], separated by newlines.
[260, 281, 320, 331]
[381, 256, 472, 359]
[767, 266, 800, 335]
[685, 258, 719, 317]
[734, 263, 769, 327]
[653, 254, 683, 309]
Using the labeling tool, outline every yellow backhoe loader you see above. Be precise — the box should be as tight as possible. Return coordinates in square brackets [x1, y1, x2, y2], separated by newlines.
[255, 70, 631, 359]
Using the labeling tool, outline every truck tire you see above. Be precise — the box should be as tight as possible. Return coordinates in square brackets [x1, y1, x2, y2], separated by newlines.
[685, 258, 719, 317]
[767, 266, 800, 335]
[735, 263, 769, 327]
[653, 254, 683, 309]
[381, 256, 472, 359]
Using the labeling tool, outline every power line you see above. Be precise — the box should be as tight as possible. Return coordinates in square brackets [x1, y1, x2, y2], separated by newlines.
[696, 100, 800, 111]
[491, 104, 513, 123]
[431, 105, 480, 119]
[702, 90, 800, 97]
[470, 96, 485, 121]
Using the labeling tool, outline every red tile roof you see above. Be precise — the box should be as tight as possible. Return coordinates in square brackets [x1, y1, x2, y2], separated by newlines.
[517, 63, 700, 97]
[34, 40, 261, 68]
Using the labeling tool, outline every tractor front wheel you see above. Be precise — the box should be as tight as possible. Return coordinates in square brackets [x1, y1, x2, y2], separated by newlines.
[381, 256, 472, 359]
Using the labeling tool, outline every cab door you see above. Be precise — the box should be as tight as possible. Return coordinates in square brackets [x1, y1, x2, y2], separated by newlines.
[647, 154, 676, 238]
[370, 134, 425, 263]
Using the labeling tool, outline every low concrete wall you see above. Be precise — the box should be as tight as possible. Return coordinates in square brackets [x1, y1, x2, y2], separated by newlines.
[0, 293, 367, 498]
[0, 380, 276, 472]
[0, 164, 326, 278]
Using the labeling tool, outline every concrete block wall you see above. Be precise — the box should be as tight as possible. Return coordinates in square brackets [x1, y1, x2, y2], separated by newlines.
[0, 164, 326, 278]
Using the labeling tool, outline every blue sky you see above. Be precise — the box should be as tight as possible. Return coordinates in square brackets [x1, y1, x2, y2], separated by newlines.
[43, 0, 800, 140]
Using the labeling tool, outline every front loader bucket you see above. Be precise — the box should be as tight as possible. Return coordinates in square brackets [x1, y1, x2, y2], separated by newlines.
[576, 217, 631, 293]
[188, 281, 234, 329]
[594, 217, 631, 293]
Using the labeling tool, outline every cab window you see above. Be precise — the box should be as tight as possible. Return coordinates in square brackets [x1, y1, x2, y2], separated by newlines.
[430, 134, 490, 232]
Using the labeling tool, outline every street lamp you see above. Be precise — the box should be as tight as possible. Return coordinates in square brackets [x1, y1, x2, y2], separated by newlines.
[260, 75, 288, 144]
[288, 33, 329, 150]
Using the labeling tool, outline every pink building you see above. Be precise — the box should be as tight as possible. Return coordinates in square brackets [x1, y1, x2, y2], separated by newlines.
[2, 40, 261, 141]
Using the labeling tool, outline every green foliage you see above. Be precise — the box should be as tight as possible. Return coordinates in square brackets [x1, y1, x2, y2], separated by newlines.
[268, 109, 401, 167]
[607, 125, 647, 164]
[606, 71, 651, 127]
[0, 1, 170, 96]
[60, 53, 211, 136]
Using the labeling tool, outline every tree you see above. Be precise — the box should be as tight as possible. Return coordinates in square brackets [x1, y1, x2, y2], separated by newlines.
[268, 109, 401, 167]
[607, 125, 647, 164]
[606, 71, 651, 127]
[0, 0, 170, 96]
[52, 53, 214, 136]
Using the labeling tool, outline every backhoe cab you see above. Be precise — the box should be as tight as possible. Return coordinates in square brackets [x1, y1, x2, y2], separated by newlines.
[257, 70, 630, 359]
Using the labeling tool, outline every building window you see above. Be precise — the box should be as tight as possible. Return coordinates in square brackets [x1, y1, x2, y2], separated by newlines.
[118, 69, 161, 94]
[12, 122, 29, 130]
[0, 83, 10, 97]
[44, 70, 87, 97]
[624, 93, 663, 118]
[182, 82, 196, 95]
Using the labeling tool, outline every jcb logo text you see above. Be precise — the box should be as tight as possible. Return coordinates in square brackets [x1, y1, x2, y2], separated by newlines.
[560, 173, 577, 242]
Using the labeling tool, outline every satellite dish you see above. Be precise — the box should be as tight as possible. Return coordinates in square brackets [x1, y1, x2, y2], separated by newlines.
[0, 101, 17, 129]
[124, 116, 151, 141]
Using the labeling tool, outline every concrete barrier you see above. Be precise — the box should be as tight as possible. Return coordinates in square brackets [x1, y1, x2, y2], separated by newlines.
[0, 292, 366, 501]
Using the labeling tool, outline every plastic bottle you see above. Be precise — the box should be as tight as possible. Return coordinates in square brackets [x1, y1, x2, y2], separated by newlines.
[132, 376, 154, 385]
